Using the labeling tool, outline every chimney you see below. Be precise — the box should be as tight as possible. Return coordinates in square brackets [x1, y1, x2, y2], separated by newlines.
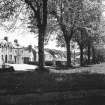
[4, 36, 8, 42]
[14, 39, 18, 43]
[14, 39, 19, 46]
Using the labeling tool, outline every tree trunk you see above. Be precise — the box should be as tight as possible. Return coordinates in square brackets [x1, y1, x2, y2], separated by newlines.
[38, 29, 45, 69]
[80, 45, 84, 66]
[87, 44, 91, 65]
[92, 46, 96, 64]
[37, 0, 48, 70]
[66, 41, 72, 67]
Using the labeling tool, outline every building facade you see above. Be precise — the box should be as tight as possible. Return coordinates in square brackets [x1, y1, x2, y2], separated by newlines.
[0, 37, 80, 66]
[0, 37, 35, 65]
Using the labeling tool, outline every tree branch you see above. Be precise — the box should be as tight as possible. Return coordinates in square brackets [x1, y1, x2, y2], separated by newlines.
[25, 0, 41, 27]
[25, 0, 35, 12]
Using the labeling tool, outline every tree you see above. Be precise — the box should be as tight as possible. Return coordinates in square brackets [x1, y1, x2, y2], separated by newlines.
[49, 0, 84, 67]
[73, 27, 91, 66]
[87, 27, 101, 64]
[0, 0, 48, 70]
[24, 0, 48, 69]
[48, 0, 101, 66]
[71, 0, 101, 66]
[84, 0, 101, 64]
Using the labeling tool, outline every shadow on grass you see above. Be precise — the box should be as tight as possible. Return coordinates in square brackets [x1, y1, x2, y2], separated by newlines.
[49, 66, 80, 70]
[2, 96, 105, 105]
[0, 68, 105, 95]
[37, 96, 105, 105]
[49, 64, 94, 70]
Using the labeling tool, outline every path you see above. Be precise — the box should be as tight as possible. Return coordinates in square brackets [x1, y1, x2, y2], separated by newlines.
[50, 63, 105, 74]
[6, 63, 37, 71]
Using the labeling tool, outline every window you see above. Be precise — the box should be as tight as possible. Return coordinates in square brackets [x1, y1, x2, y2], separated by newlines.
[9, 55, 12, 60]
[1, 46, 3, 52]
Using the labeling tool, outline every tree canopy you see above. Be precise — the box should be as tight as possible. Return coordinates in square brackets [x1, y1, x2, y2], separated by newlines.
[0, 0, 102, 68]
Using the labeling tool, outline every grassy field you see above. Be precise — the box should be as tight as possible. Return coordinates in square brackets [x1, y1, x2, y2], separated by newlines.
[0, 63, 105, 104]
[0, 63, 105, 95]
[50, 63, 105, 74]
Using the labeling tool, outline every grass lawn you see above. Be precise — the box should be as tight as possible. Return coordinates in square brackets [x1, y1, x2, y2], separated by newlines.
[0, 63, 105, 104]
[49, 63, 105, 74]
[0, 63, 105, 95]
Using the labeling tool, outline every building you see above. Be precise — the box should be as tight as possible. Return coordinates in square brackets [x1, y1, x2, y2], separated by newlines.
[0, 37, 81, 66]
[0, 37, 24, 64]
[22, 45, 36, 64]
[0, 37, 14, 64]
[0, 37, 35, 65]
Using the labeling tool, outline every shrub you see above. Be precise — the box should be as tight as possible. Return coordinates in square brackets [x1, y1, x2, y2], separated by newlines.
[28, 61, 39, 65]
[45, 61, 53, 66]
[56, 61, 67, 67]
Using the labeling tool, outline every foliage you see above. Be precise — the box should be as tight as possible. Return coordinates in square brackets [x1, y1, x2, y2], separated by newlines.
[0, 0, 17, 21]
[48, 0, 85, 66]
[0, 0, 27, 32]
[73, 28, 89, 48]
[24, 0, 48, 69]
[47, 0, 83, 46]
[28, 10, 59, 45]
[44, 15, 60, 45]
[82, 0, 101, 44]
[56, 30, 66, 47]
[54, 0, 101, 48]
[93, 45, 105, 63]
[49, 0, 83, 32]
[24, 0, 48, 29]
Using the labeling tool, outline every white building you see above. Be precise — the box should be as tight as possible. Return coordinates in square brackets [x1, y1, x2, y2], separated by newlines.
[0, 37, 35, 65]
